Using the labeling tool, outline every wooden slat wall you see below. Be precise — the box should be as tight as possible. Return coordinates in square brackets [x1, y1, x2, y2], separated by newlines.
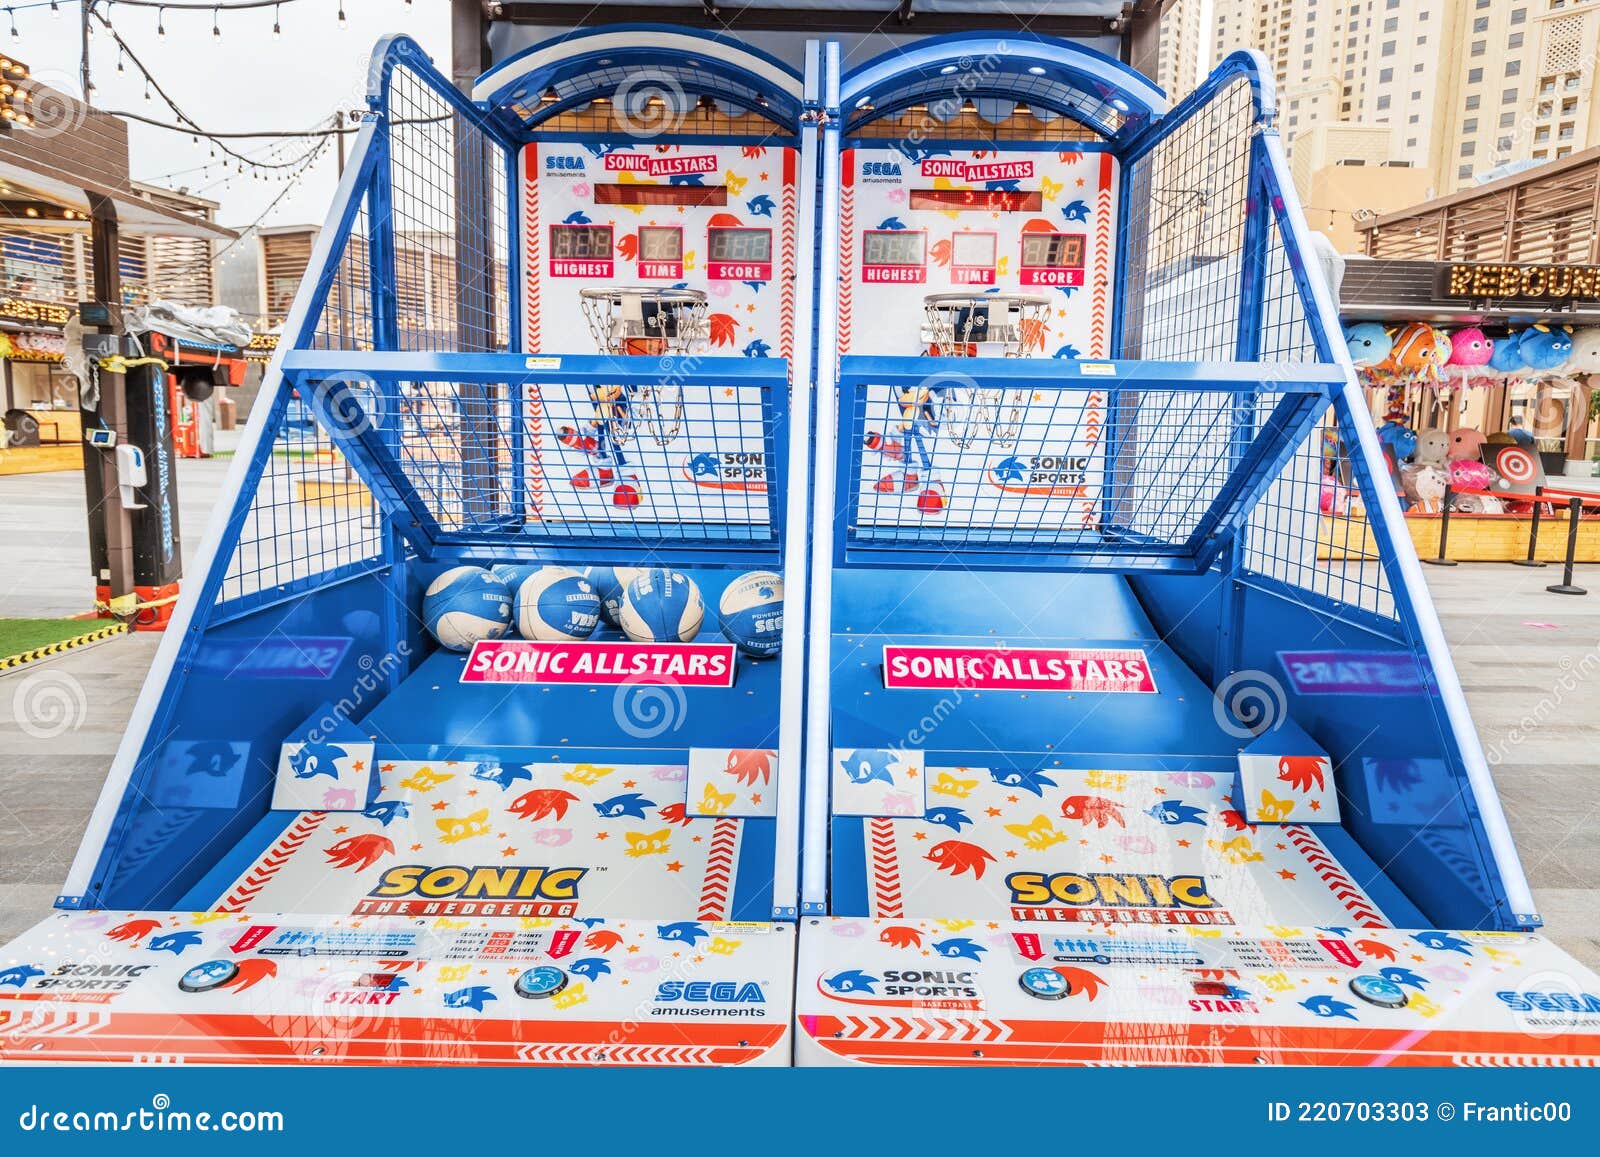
[1364, 153, 1600, 263]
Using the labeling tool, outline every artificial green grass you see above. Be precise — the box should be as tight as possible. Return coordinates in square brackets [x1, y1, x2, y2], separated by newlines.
[0, 618, 107, 658]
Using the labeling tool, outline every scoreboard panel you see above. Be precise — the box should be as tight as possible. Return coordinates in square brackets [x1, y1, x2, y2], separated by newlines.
[838, 146, 1120, 358]
[522, 140, 799, 361]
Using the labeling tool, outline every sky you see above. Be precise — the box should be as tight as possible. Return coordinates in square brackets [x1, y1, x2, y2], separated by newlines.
[9, 0, 451, 231]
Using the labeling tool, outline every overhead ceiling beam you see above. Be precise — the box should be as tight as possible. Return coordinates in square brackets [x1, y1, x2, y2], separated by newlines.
[484, 4, 1120, 39]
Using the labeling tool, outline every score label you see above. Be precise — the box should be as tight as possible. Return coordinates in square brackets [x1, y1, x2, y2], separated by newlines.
[1019, 231, 1086, 287]
[707, 226, 773, 281]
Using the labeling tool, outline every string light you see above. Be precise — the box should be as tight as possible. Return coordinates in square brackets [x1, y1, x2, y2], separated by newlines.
[157, 6, 165, 38]
[212, 6, 220, 40]
[6, 8, 17, 40]
[272, 3, 279, 39]
[49, 1, 59, 18]
[337, 5, 345, 30]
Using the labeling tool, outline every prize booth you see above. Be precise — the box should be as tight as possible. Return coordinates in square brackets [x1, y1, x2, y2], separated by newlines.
[0, 27, 817, 1066]
[793, 35, 1600, 1066]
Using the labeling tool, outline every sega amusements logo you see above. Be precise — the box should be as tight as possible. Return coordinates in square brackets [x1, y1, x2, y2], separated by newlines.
[1497, 989, 1600, 1015]
[988, 454, 1091, 498]
[682, 450, 768, 492]
[545, 154, 585, 173]
[655, 980, 766, 1004]
[357, 864, 587, 917]
[860, 160, 903, 180]
[1007, 872, 1229, 924]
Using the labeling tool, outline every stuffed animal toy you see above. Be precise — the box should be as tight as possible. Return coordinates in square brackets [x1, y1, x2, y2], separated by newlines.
[1401, 463, 1447, 512]
[1517, 324, 1574, 372]
[1488, 328, 1527, 373]
[1448, 427, 1487, 461]
[1448, 457, 1493, 493]
[1569, 327, 1600, 375]
[1447, 326, 1494, 369]
[1412, 428, 1451, 467]
[1377, 421, 1418, 462]
[1452, 491, 1504, 514]
[1380, 322, 1442, 379]
[1344, 322, 1393, 368]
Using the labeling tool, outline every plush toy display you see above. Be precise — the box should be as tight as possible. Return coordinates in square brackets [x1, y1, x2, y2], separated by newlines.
[1448, 427, 1487, 461]
[1381, 322, 1442, 378]
[1377, 421, 1418, 462]
[1446, 326, 1494, 369]
[1517, 324, 1573, 372]
[1569, 327, 1600, 375]
[1452, 491, 1505, 514]
[1488, 328, 1527, 373]
[1344, 322, 1393, 367]
[1447, 457, 1493, 493]
[1412, 428, 1450, 467]
[1401, 464, 1447, 512]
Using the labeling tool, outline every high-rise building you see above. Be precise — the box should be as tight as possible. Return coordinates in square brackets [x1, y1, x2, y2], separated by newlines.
[1209, 0, 1600, 201]
[1155, 0, 1206, 100]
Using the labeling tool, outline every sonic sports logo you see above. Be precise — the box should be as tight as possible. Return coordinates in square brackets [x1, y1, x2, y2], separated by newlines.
[818, 968, 982, 1009]
[358, 864, 587, 917]
[988, 454, 1091, 498]
[1006, 872, 1231, 924]
[682, 450, 768, 492]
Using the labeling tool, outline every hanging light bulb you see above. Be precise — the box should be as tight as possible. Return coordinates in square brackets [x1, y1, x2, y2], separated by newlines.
[143, 79, 151, 102]
[116, 48, 124, 75]
[272, 5, 281, 39]
[338, 6, 347, 30]
[7, 8, 19, 40]
[157, 7, 166, 39]
[50, 1, 60, 19]
[212, 6, 221, 40]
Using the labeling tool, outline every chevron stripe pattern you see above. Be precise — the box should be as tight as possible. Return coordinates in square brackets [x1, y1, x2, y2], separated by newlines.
[838, 153, 855, 356]
[516, 1043, 726, 1065]
[218, 812, 327, 912]
[697, 818, 740, 920]
[522, 144, 544, 520]
[869, 818, 902, 917]
[1283, 825, 1389, 928]
[1088, 153, 1114, 358]
[1082, 388, 1104, 528]
[780, 149, 798, 365]
[829, 1014, 1014, 1043]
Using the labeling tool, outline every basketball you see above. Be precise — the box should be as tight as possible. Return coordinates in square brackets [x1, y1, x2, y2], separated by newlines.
[489, 563, 540, 595]
[423, 566, 513, 652]
[583, 565, 643, 625]
[516, 566, 602, 641]
[619, 568, 704, 643]
[718, 570, 783, 658]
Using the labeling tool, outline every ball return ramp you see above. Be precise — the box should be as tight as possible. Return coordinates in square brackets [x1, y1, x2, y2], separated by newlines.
[0, 28, 820, 1066]
[793, 37, 1600, 1067]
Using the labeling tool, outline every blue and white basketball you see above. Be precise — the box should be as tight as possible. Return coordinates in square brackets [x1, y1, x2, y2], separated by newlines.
[516, 565, 601, 641]
[718, 570, 783, 658]
[490, 563, 540, 595]
[619, 568, 704, 643]
[583, 565, 643, 625]
[423, 566, 512, 652]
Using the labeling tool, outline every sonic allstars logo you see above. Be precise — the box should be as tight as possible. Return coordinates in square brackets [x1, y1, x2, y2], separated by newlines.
[358, 864, 587, 917]
[682, 450, 768, 492]
[988, 454, 1090, 498]
[1006, 872, 1231, 925]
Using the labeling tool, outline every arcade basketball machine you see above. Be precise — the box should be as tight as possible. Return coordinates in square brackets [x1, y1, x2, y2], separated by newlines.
[794, 35, 1600, 1066]
[0, 27, 819, 1065]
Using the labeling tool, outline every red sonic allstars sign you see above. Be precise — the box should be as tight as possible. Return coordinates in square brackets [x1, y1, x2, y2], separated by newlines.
[463, 640, 738, 688]
[882, 645, 1156, 694]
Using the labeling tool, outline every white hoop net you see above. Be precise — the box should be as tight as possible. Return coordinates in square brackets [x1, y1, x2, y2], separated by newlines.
[922, 292, 1053, 358]
[580, 286, 711, 357]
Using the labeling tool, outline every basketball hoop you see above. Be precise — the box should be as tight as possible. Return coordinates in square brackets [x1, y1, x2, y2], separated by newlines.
[579, 287, 707, 447]
[922, 292, 1053, 359]
[580, 286, 711, 357]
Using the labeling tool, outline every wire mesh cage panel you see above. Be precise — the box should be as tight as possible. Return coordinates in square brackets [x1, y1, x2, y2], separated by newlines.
[217, 394, 385, 615]
[841, 378, 1323, 566]
[1118, 75, 1256, 362]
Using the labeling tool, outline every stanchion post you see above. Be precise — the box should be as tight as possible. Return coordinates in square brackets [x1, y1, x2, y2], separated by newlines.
[1546, 495, 1587, 596]
[1512, 490, 1546, 568]
[1423, 484, 1458, 566]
